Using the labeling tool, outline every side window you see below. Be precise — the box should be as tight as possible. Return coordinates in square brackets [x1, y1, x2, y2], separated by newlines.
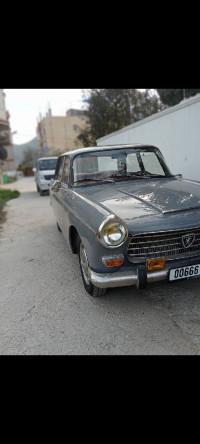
[142, 152, 164, 175]
[55, 157, 65, 181]
[63, 157, 70, 185]
[127, 153, 139, 172]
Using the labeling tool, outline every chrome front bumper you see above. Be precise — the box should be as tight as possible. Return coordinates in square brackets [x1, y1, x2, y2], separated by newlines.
[39, 181, 51, 191]
[89, 267, 169, 289]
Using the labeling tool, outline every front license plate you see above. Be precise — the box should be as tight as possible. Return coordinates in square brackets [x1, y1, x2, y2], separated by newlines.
[169, 264, 200, 281]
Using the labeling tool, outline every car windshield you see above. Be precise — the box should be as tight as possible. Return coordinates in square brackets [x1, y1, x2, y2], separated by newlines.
[72, 148, 173, 185]
[39, 159, 57, 170]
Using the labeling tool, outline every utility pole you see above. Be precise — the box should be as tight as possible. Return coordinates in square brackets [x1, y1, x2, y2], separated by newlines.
[48, 107, 55, 155]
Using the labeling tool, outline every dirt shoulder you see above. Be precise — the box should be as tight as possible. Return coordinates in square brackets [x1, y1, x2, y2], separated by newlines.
[0, 189, 20, 226]
[0, 178, 25, 225]
[0, 209, 6, 224]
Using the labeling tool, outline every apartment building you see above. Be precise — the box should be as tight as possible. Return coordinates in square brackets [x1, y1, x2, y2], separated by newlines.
[0, 89, 15, 182]
[36, 108, 86, 157]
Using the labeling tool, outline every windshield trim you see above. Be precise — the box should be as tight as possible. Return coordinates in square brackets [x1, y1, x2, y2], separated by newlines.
[72, 147, 174, 186]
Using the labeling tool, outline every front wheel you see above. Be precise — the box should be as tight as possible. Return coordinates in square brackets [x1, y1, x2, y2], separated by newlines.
[78, 239, 107, 297]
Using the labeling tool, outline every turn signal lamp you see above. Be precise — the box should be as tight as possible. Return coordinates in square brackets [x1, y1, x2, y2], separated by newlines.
[102, 255, 124, 267]
[147, 257, 166, 271]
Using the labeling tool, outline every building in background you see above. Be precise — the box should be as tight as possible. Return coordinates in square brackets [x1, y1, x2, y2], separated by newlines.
[0, 89, 15, 183]
[97, 93, 200, 182]
[36, 108, 86, 157]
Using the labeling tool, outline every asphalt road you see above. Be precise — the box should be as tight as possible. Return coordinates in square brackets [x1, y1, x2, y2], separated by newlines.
[1, 176, 200, 355]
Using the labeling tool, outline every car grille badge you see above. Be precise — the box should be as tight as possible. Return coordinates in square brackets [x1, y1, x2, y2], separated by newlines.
[182, 233, 195, 248]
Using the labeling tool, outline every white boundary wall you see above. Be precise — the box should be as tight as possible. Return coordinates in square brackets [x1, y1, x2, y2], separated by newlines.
[97, 94, 200, 181]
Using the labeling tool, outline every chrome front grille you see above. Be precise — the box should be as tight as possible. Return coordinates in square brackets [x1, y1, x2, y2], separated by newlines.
[44, 175, 54, 180]
[127, 228, 200, 260]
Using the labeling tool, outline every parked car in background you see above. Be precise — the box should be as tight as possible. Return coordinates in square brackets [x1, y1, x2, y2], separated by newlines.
[33, 157, 57, 196]
[50, 144, 200, 296]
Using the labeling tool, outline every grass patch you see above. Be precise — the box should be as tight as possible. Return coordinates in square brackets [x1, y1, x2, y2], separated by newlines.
[0, 189, 20, 210]
[7, 177, 17, 184]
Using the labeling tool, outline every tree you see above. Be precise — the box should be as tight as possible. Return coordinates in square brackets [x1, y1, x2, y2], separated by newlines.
[21, 146, 39, 168]
[156, 89, 200, 107]
[78, 89, 164, 146]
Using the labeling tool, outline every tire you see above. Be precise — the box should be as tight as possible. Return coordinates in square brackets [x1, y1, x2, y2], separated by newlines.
[78, 239, 107, 297]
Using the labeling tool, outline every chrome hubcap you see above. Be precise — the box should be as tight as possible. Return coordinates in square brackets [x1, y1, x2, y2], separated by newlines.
[80, 243, 90, 285]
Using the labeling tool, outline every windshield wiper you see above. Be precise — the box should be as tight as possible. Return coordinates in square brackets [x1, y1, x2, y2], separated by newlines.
[74, 178, 115, 185]
[110, 172, 150, 180]
[112, 172, 170, 179]
[142, 174, 167, 178]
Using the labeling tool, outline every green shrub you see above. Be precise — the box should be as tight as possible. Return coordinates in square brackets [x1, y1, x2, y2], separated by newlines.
[0, 189, 20, 210]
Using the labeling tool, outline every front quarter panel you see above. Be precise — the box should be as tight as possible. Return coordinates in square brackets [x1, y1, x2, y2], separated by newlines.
[60, 187, 128, 272]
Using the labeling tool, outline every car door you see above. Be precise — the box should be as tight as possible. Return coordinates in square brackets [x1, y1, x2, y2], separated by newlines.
[59, 156, 73, 245]
[51, 156, 65, 227]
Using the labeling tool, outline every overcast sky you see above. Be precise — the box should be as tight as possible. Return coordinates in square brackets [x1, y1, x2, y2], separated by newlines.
[4, 89, 86, 145]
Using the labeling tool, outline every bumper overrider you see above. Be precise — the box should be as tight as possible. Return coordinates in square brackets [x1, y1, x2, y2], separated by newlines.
[88, 255, 200, 289]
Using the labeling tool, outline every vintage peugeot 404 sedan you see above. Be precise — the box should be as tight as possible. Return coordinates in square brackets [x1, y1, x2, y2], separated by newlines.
[50, 144, 200, 296]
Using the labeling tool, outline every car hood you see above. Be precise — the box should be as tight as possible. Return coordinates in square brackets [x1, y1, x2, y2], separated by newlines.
[81, 178, 200, 232]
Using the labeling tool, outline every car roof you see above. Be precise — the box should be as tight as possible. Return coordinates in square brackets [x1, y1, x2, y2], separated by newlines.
[60, 144, 157, 159]
[38, 156, 58, 160]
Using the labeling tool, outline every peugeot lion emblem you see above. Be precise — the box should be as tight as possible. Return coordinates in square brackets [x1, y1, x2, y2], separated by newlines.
[182, 233, 195, 248]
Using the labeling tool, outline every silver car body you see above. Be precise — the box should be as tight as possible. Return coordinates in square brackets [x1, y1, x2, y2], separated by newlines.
[50, 144, 200, 293]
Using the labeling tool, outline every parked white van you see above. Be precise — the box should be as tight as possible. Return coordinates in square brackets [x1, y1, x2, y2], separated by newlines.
[33, 157, 58, 196]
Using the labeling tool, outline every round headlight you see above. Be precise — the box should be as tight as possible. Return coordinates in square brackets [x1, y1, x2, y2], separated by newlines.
[98, 215, 128, 248]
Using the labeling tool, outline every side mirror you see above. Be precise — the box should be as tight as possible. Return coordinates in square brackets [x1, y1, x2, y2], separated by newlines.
[32, 167, 36, 173]
[175, 174, 183, 179]
[51, 180, 61, 191]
